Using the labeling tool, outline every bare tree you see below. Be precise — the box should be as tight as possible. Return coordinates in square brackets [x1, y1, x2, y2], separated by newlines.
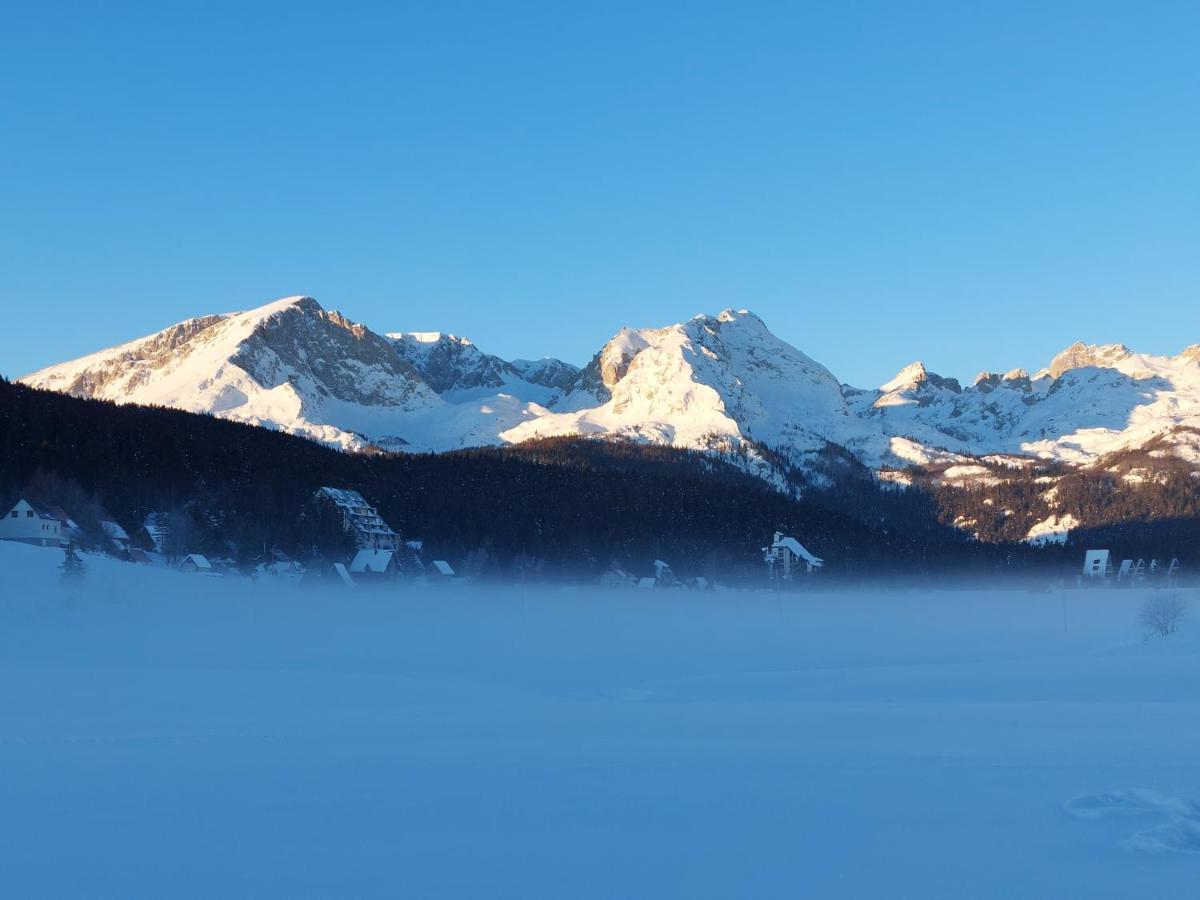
[1139, 591, 1189, 638]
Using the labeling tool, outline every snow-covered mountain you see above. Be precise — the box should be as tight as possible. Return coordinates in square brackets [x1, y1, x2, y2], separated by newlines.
[850, 343, 1200, 468]
[19, 297, 557, 452]
[19, 295, 1200, 486]
[503, 310, 873, 468]
[22, 297, 443, 450]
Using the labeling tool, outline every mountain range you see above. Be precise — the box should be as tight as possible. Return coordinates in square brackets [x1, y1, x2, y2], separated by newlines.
[19, 296, 1200, 513]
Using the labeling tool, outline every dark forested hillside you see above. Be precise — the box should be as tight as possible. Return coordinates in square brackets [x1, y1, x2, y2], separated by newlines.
[0, 379, 984, 580]
[4, 378, 1175, 582]
[907, 445, 1200, 567]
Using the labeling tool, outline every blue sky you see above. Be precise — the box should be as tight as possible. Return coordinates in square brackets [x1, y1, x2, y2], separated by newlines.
[2, 1, 1198, 387]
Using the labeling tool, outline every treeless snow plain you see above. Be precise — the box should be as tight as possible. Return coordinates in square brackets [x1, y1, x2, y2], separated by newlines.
[2, 542, 1199, 898]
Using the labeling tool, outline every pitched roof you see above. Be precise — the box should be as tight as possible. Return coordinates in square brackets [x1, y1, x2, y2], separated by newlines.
[11, 498, 69, 524]
[101, 520, 130, 541]
[349, 549, 396, 573]
[318, 487, 371, 508]
[772, 536, 823, 567]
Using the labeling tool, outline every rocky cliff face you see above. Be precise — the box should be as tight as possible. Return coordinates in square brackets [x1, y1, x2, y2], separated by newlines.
[387, 331, 576, 401]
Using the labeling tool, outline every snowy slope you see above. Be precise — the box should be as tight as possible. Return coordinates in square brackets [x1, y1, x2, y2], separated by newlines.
[21, 297, 445, 450]
[507, 310, 875, 466]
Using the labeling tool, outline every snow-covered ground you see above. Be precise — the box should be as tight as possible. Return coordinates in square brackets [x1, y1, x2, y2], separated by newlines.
[3, 541, 1199, 898]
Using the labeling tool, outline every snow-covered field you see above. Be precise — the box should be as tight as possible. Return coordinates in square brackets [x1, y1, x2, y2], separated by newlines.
[3, 542, 1199, 898]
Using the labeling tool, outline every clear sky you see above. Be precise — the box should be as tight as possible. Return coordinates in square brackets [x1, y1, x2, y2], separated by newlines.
[2, 1, 1198, 388]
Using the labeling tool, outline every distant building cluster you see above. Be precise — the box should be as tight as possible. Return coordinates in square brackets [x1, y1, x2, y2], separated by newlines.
[2, 488, 841, 591]
[0, 489, 458, 588]
[1081, 548, 1180, 583]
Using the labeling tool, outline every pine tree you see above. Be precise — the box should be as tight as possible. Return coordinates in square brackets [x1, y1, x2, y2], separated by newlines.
[60, 541, 85, 583]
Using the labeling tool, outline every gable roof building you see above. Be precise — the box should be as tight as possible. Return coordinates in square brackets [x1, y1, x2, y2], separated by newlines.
[0, 498, 69, 548]
[1083, 549, 1112, 578]
[178, 553, 214, 573]
[764, 531, 824, 580]
[349, 549, 398, 576]
[316, 488, 401, 551]
[142, 512, 170, 553]
[101, 519, 131, 549]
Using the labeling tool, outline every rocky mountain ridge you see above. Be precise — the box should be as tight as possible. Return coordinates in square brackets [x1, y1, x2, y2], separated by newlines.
[20, 297, 1200, 504]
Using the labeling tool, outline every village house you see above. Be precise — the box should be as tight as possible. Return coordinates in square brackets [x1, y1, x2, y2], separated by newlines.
[1082, 549, 1112, 578]
[633, 560, 680, 589]
[100, 519, 132, 553]
[141, 512, 170, 553]
[316, 487, 401, 551]
[763, 532, 824, 580]
[0, 498, 69, 548]
[349, 549, 400, 579]
[598, 562, 637, 589]
[255, 548, 305, 580]
[178, 554, 215, 574]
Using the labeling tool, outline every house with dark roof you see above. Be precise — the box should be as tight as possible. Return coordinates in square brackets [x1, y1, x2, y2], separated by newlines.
[0, 498, 69, 548]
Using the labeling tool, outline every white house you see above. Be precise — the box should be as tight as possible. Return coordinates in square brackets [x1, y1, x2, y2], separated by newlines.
[1082, 549, 1112, 578]
[0, 499, 68, 547]
[764, 532, 824, 580]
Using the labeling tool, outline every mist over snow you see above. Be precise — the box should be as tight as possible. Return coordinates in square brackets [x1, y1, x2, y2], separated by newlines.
[4, 541, 1200, 898]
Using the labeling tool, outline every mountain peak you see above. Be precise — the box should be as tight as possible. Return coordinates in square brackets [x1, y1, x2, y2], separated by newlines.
[880, 362, 928, 393]
[1044, 341, 1133, 379]
[876, 362, 962, 404]
[242, 295, 323, 318]
[715, 308, 763, 325]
